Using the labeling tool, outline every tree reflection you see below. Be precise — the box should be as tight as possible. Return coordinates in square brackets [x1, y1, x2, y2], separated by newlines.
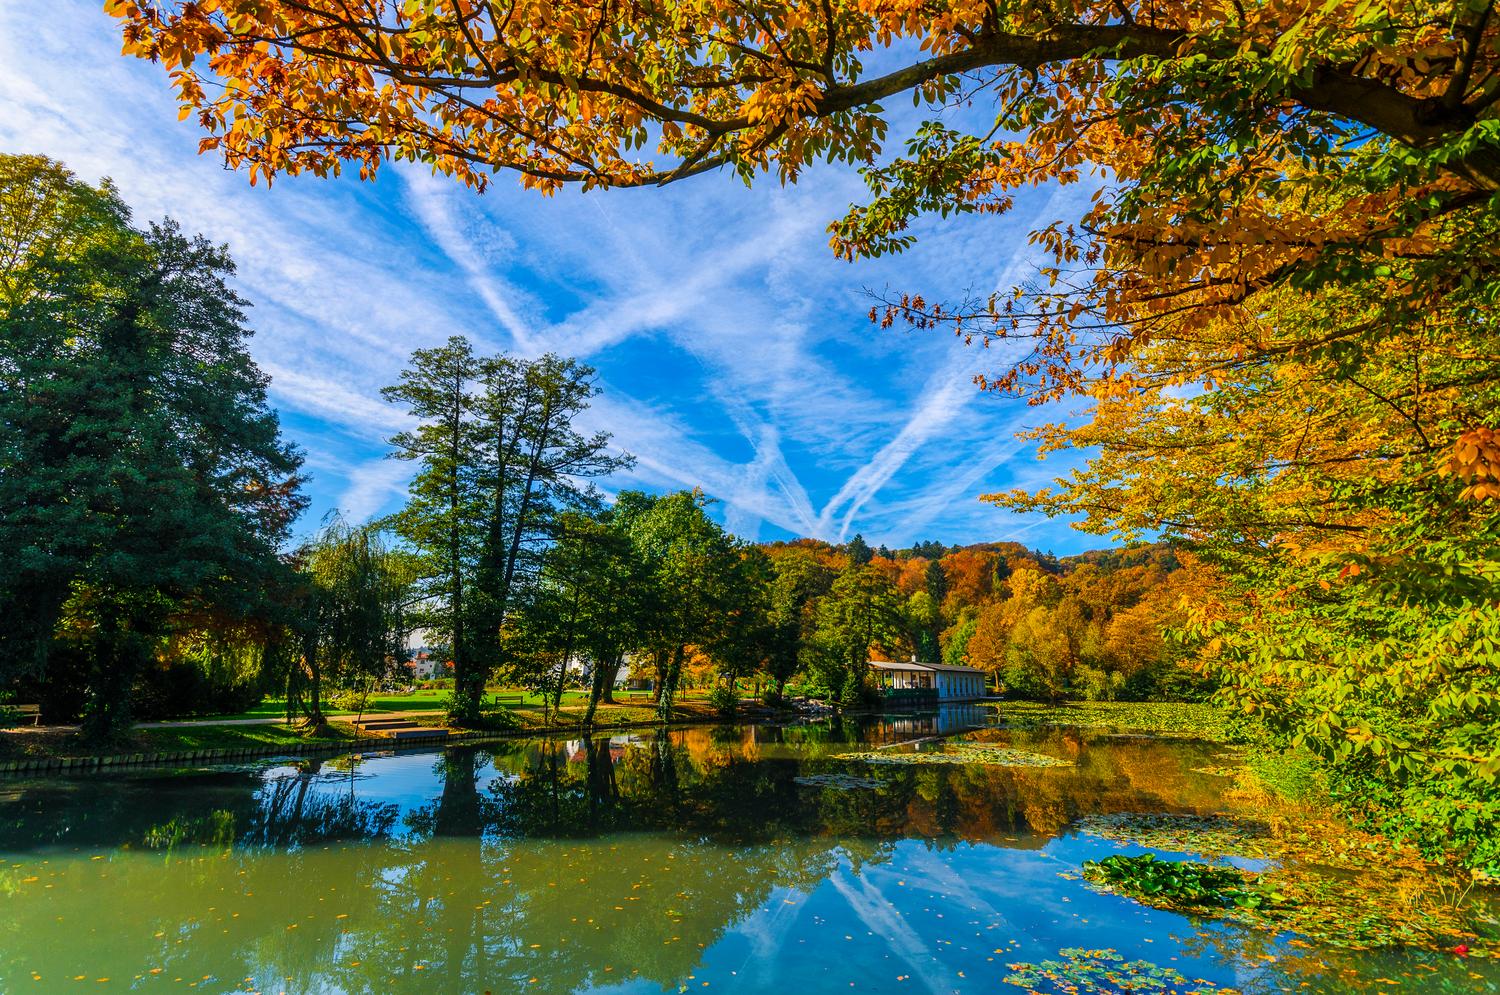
[7, 719, 1473, 994]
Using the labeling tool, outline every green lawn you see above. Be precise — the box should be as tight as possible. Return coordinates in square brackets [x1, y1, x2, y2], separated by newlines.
[1, 694, 724, 763]
[199, 687, 691, 723]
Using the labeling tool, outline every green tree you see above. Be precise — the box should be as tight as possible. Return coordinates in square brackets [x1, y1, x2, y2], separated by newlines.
[289, 516, 416, 726]
[468, 353, 631, 718]
[382, 336, 482, 716]
[763, 550, 833, 703]
[709, 548, 777, 691]
[0, 155, 305, 740]
[384, 343, 629, 722]
[511, 507, 651, 723]
[810, 565, 907, 708]
[904, 590, 941, 663]
[620, 491, 741, 720]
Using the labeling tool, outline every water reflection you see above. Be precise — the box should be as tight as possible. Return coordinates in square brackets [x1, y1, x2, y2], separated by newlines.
[0, 714, 1494, 994]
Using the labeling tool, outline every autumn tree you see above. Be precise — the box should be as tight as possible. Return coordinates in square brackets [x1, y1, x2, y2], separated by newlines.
[107, 1, 1500, 414]
[106, 0, 1500, 863]
[1001, 605, 1075, 702]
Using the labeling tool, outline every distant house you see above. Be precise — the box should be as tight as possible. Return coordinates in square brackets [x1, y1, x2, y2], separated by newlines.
[405, 650, 452, 681]
[870, 658, 987, 702]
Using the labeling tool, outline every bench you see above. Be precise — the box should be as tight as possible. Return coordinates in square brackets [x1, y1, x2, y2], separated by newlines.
[488, 693, 524, 706]
[11, 704, 41, 725]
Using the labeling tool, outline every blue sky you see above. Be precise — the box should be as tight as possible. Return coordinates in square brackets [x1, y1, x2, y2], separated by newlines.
[0, 1, 1105, 554]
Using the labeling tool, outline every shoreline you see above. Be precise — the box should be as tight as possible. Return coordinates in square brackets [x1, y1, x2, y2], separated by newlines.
[0, 702, 804, 777]
[0, 699, 1230, 778]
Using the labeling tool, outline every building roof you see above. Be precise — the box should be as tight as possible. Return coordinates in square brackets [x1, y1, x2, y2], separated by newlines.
[869, 659, 984, 675]
[868, 660, 933, 672]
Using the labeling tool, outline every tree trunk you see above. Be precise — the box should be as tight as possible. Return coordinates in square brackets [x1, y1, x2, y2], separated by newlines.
[651, 649, 668, 704]
[81, 600, 152, 743]
[656, 644, 685, 722]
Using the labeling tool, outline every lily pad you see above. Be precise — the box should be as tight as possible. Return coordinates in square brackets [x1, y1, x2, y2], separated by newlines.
[1071, 814, 1485, 951]
[834, 746, 1073, 768]
[792, 773, 881, 790]
[1005, 947, 1239, 994]
[1073, 813, 1273, 859]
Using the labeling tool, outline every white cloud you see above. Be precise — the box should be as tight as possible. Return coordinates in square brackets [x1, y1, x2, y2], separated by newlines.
[1, 0, 1101, 552]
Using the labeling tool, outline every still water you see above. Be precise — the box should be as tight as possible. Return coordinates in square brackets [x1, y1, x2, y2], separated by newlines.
[1, 707, 1494, 994]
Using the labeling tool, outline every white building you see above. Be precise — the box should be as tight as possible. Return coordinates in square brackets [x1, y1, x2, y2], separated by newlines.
[870, 658, 987, 701]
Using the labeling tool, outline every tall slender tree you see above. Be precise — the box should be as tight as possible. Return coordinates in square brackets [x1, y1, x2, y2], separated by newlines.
[384, 341, 630, 722]
[466, 353, 631, 719]
[382, 336, 482, 714]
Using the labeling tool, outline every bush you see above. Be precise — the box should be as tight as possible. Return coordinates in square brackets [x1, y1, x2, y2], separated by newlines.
[132, 657, 264, 719]
[1121, 660, 1213, 702]
[707, 685, 737, 717]
[328, 688, 374, 712]
[474, 700, 524, 730]
[1074, 665, 1124, 701]
[836, 669, 868, 709]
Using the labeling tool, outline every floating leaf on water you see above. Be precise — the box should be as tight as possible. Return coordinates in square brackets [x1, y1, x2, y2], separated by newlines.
[834, 746, 1072, 768]
[792, 773, 882, 790]
[1072, 813, 1273, 859]
[1005, 947, 1240, 994]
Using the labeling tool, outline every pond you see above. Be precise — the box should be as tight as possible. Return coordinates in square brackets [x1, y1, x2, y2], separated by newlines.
[1, 706, 1494, 994]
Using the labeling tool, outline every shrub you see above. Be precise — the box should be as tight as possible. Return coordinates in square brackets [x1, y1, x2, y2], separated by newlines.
[475, 700, 523, 730]
[1074, 665, 1123, 702]
[132, 657, 264, 719]
[328, 688, 373, 712]
[707, 685, 737, 717]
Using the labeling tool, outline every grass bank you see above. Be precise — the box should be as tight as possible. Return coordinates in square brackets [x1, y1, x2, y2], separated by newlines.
[0, 697, 727, 772]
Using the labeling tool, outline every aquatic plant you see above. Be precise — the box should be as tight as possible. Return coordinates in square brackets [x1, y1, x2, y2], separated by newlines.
[1082, 854, 1265, 909]
[1005, 947, 1238, 994]
[833, 746, 1073, 768]
[1073, 813, 1273, 859]
[141, 809, 237, 851]
[1073, 817, 1487, 951]
[995, 701, 1231, 741]
[791, 773, 882, 791]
